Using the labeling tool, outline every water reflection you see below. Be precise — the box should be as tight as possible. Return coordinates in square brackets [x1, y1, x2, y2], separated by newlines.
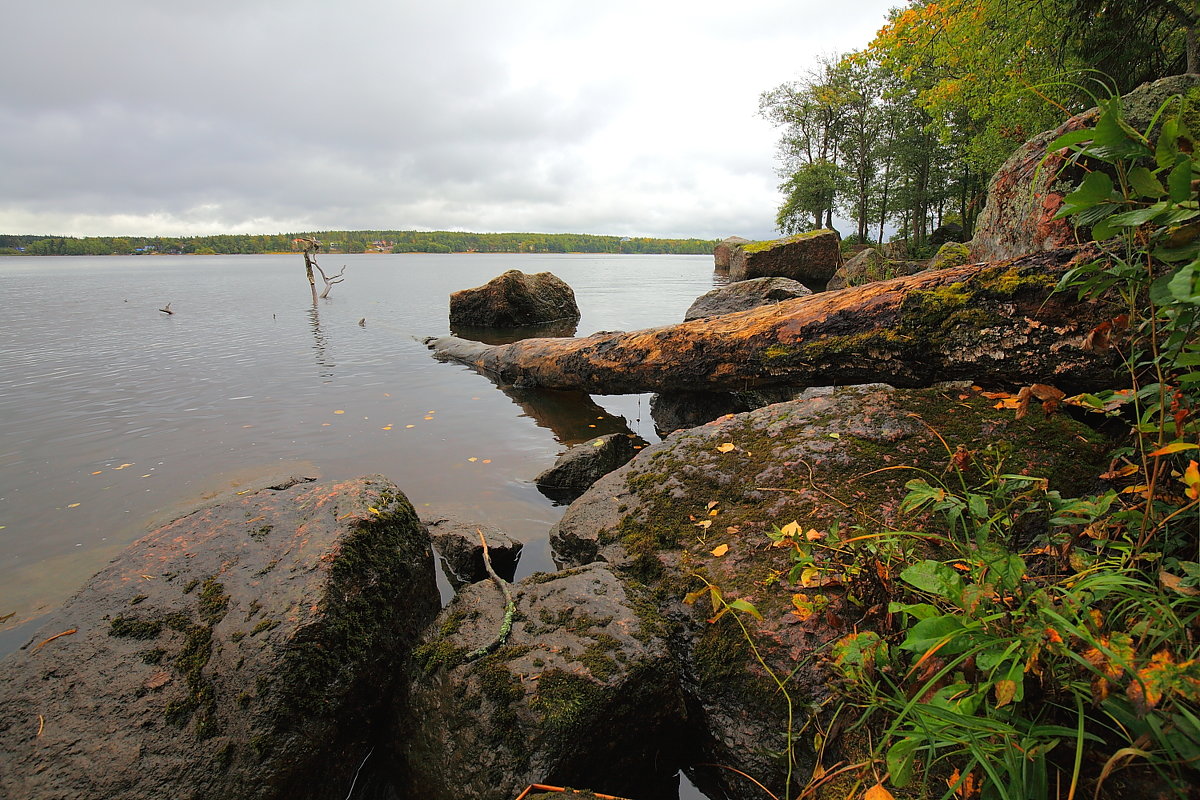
[451, 318, 578, 345]
[307, 303, 336, 378]
[502, 386, 635, 446]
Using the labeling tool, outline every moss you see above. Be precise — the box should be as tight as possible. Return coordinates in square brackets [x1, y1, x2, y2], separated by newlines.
[182, 578, 200, 594]
[250, 619, 279, 636]
[253, 559, 278, 577]
[580, 635, 623, 682]
[229, 630, 246, 642]
[413, 639, 468, 674]
[109, 616, 164, 640]
[250, 524, 273, 541]
[742, 229, 833, 254]
[530, 668, 604, 734]
[197, 578, 229, 626]
[762, 343, 796, 362]
[141, 648, 167, 665]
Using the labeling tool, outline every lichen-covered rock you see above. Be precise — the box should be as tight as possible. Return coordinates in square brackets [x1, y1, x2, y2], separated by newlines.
[551, 385, 1113, 798]
[684, 276, 811, 321]
[424, 515, 523, 588]
[713, 236, 751, 269]
[0, 476, 438, 800]
[534, 432, 647, 505]
[399, 563, 688, 800]
[929, 241, 972, 271]
[972, 74, 1200, 263]
[449, 270, 581, 328]
[727, 230, 841, 290]
[826, 247, 925, 290]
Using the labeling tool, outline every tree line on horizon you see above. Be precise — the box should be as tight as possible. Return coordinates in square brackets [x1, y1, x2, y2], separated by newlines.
[0, 230, 718, 257]
[763, 0, 1196, 254]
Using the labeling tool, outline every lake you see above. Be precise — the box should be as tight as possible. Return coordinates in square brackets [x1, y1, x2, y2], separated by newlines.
[0, 252, 723, 655]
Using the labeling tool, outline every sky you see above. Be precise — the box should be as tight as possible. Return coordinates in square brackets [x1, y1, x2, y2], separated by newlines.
[1, 0, 900, 241]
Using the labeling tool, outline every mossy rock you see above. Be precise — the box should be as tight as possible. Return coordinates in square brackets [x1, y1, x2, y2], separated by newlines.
[728, 230, 841, 290]
[400, 563, 689, 800]
[929, 241, 971, 271]
[0, 476, 439, 800]
[551, 384, 1114, 799]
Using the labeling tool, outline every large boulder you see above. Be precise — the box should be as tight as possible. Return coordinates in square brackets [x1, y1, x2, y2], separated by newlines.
[534, 432, 647, 505]
[449, 270, 581, 328]
[0, 476, 439, 800]
[972, 74, 1200, 263]
[551, 385, 1113, 799]
[649, 388, 799, 436]
[398, 563, 688, 800]
[727, 230, 841, 290]
[713, 236, 751, 269]
[826, 247, 925, 290]
[424, 515, 523, 589]
[683, 276, 812, 321]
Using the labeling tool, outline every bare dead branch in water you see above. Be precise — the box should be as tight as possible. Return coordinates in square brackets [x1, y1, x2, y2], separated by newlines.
[158, 303, 173, 315]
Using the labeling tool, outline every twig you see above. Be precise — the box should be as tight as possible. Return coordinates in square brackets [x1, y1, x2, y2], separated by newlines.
[33, 628, 77, 651]
[343, 746, 373, 800]
[463, 528, 517, 662]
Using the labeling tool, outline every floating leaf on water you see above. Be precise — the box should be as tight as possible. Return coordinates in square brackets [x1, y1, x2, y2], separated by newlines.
[91, 471, 102, 475]
[482, 459, 492, 464]
[467, 457, 478, 462]
[67, 503, 80, 508]
[711, 543, 729, 556]
[333, 410, 345, 415]
[423, 416, 434, 421]
[381, 425, 393, 430]
[406, 424, 416, 428]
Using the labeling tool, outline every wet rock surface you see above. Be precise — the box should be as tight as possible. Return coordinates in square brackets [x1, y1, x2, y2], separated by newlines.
[398, 562, 690, 800]
[684, 276, 811, 320]
[534, 432, 647, 504]
[424, 515, 523, 588]
[0, 475, 438, 800]
[449, 269, 581, 328]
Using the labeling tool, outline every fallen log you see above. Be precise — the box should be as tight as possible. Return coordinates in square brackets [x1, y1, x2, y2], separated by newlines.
[426, 246, 1119, 395]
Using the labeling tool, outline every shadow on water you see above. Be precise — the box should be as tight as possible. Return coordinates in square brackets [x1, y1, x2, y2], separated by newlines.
[504, 386, 635, 446]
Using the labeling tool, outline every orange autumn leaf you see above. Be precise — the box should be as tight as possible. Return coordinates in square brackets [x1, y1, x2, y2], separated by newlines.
[711, 543, 729, 557]
[864, 783, 895, 800]
[715, 442, 736, 453]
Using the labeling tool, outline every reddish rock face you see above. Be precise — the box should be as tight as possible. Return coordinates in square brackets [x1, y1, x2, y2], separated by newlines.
[449, 269, 581, 328]
[727, 229, 841, 290]
[972, 74, 1200, 263]
[713, 235, 751, 269]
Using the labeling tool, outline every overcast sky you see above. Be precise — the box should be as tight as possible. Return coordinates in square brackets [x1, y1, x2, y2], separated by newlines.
[1, 0, 899, 240]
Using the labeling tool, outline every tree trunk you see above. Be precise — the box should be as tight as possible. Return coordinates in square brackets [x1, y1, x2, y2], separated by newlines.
[427, 246, 1118, 396]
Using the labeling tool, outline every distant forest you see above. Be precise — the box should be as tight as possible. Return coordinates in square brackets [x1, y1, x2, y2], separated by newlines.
[0, 230, 718, 257]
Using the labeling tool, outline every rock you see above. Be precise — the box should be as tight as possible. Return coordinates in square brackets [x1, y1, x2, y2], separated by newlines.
[826, 247, 925, 290]
[449, 270, 581, 328]
[727, 230, 841, 290]
[683, 276, 812, 321]
[929, 241, 972, 271]
[550, 385, 1113, 798]
[972, 74, 1200, 263]
[0, 476, 439, 800]
[929, 221, 965, 247]
[534, 432, 647, 505]
[398, 563, 688, 800]
[423, 516, 523, 588]
[713, 236, 751, 269]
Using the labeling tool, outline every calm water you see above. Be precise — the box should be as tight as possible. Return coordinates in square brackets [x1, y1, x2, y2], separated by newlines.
[0, 252, 722, 652]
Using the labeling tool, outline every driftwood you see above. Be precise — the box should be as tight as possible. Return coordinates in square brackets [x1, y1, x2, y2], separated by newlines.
[427, 246, 1119, 395]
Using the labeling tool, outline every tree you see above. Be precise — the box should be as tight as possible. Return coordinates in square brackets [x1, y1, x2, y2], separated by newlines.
[776, 161, 843, 233]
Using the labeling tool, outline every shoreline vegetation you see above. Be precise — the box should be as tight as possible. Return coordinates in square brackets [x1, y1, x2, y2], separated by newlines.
[0, 230, 718, 257]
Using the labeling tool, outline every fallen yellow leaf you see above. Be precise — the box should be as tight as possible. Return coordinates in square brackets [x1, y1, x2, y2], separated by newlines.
[592, 440, 605, 446]
[711, 543, 729, 557]
[716, 442, 735, 453]
[368, 506, 382, 515]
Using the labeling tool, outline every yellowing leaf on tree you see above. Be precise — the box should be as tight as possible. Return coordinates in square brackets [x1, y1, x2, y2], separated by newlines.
[1150, 442, 1199, 457]
[716, 442, 736, 453]
[711, 543, 729, 557]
